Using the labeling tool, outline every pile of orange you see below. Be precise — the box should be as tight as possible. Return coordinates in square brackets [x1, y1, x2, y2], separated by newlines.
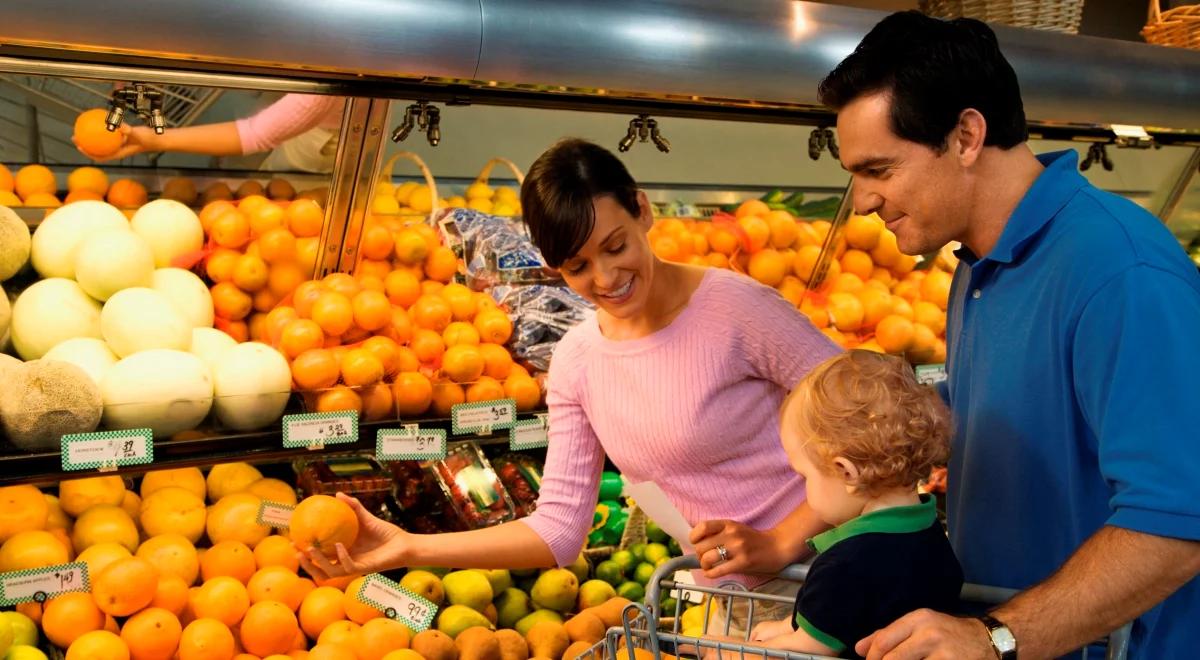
[649, 200, 950, 363]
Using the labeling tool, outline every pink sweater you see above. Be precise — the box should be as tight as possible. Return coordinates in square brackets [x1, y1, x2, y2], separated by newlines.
[235, 94, 344, 154]
[523, 268, 841, 580]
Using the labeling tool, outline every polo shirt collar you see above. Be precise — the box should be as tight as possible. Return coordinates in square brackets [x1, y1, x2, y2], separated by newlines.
[956, 150, 1086, 265]
[806, 494, 937, 554]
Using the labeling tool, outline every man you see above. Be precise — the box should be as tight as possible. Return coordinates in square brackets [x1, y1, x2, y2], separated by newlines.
[818, 11, 1200, 659]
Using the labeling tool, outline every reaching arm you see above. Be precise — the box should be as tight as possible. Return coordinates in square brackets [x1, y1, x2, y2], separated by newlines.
[77, 122, 244, 161]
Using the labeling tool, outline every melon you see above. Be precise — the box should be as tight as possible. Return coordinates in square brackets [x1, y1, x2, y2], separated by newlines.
[151, 268, 214, 328]
[0, 283, 9, 342]
[211, 342, 291, 431]
[0, 206, 31, 281]
[100, 349, 213, 438]
[30, 201, 129, 279]
[74, 228, 155, 301]
[0, 353, 20, 381]
[129, 199, 204, 268]
[189, 327, 237, 373]
[0, 360, 102, 451]
[10, 278, 103, 360]
[100, 288, 191, 358]
[42, 337, 119, 387]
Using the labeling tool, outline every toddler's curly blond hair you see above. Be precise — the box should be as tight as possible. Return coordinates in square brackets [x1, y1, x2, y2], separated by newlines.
[783, 350, 951, 496]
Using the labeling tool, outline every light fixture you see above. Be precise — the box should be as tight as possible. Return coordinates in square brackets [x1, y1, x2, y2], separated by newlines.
[391, 101, 442, 147]
[105, 83, 166, 134]
[808, 127, 838, 161]
[1080, 143, 1113, 172]
[617, 114, 670, 153]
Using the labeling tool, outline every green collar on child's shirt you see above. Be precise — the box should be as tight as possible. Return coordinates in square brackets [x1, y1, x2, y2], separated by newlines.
[806, 494, 937, 554]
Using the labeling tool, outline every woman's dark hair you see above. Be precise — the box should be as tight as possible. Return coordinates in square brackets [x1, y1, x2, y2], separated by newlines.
[818, 10, 1028, 152]
[520, 138, 641, 268]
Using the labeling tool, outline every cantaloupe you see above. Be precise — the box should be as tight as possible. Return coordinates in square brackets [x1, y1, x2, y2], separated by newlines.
[0, 353, 23, 383]
[10, 278, 103, 360]
[190, 327, 237, 374]
[30, 201, 129, 279]
[0, 283, 9, 344]
[130, 199, 204, 268]
[211, 342, 291, 431]
[100, 349, 213, 438]
[100, 288, 191, 358]
[0, 206, 30, 281]
[42, 337, 119, 387]
[152, 268, 214, 329]
[75, 229, 155, 301]
[0, 360, 102, 451]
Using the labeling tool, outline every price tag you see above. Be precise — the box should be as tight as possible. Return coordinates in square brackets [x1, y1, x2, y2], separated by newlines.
[914, 363, 947, 386]
[377, 426, 447, 461]
[60, 429, 153, 472]
[670, 570, 704, 604]
[282, 412, 358, 449]
[0, 562, 90, 606]
[356, 573, 437, 632]
[509, 415, 549, 450]
[451, 399, 517, 436]
[256, 500, 295, 529]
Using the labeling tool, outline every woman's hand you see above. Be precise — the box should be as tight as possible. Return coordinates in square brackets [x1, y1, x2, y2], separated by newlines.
[73, 124, 156, 162]
[690, 519, 792, 579]
[297, 493, 411, 580]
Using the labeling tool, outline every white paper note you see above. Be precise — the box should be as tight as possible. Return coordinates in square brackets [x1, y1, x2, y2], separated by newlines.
[625, 481, 694, 552]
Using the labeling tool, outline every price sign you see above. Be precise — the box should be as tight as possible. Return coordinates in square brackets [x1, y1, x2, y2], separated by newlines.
[0, 562, 90, 606]
[356, 573, 437, 632]
[509, 415, 549, 451]
[282, 412, 358, 449]
[670, 570, 705, 604]
[256, 500, 295, 529]
[914, 363, 948, 386]
[61, 429, 153, 472]
[451, 399, 517, 436]
[377, 426, 447, 461]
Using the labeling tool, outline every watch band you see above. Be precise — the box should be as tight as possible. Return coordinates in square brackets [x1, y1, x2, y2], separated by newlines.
[978, 614, 1017, 660]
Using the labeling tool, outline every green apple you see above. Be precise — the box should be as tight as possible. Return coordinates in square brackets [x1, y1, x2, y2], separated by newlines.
[617, 581, 645, 603]
[0, 614, 35, 648]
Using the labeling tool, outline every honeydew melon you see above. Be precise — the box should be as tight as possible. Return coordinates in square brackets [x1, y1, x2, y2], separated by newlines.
[130, 199, 204, 268]
[211, 342, 291, 431]
[0, 359, 102, 451]
[42, 337, 119, 387]
[74, 228, 155, 301]
[151, 268, 214, 329]
[0, 283, 9, 343]
[10, 278, 103, 360]
[0, 206, 30, 281]
[100, 349, 213, 438]
[189, 327, 237, 374]
[30, 200, 129, 279]
[100, 288, 191, 358]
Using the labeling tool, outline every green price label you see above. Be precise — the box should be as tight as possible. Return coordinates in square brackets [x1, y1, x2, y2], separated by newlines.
[282, 411, 358, 449]
[377, 426, 448, 461]
[451, 399, 516, 435]
[356, 573, 437, 632]
[509, 415, 549, 451]
[0, 562, 90, 606]
[61, 429, 153, 472]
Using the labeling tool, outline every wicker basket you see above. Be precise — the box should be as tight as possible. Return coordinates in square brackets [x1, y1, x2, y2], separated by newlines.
[1143, 1, 1200, 50]
[920, 0, 1085, 34]
[381, 150, 439, 217]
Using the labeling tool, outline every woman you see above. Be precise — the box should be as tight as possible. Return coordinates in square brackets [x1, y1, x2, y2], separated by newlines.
[302, 138, 840, 623]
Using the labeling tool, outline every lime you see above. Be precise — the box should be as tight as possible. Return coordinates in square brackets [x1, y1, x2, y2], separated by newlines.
[660, 597, 679, 614]
[595, 559, 626, 586]
[0, 613, 35, 648]
[629, 542, 648, 562]
[5, 647, 48, 660]
[633, 562, 657, 585]
[644, 543, 670, 564]
[668, 538, 683, 557]
[645, 520, 669, 544]
[655, 556, 671, 567]
[610, 549, 635, 571]
[617, 581, 645, 603]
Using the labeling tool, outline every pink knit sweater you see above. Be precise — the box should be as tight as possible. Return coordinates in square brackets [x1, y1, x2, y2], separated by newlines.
[523, 268, 840, 580]
[235, 94, 344, 154]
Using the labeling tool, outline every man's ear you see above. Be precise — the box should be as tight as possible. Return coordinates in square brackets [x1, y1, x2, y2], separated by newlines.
[832, 456, 862, 494]
[953, 108, 987, 168]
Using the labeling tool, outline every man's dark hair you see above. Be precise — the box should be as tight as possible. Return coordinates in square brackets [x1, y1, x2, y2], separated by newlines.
[818, 10, 1028, 151]
[520, 138, 641, 268]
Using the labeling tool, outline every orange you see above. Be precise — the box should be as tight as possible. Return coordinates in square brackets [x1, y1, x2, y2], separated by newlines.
[140, 468, 205, 500]
[208, 494, 271, 547]
[441, 344, 485, 384]
[244, 479, 297, 508]
[318, 621, 361, 648]
[65, 189, 104, 203]
[77, 543, 133, 581]
[423, 247, 458, 283]
[438, 283, 476, 321]
[734, 199, 769, 219]
[478, 343, 514, 380]
[311, 292, 354, 337]
[891, 295, 915, 321]
[361, 382, 395, 422]
[178, 618, 237, 660]
[473, 308, 513, 345]
[747, 249, 787, 287]
[357, 261, 391, 283]
[279, 320, 325, 359]
[249, 203, 287, 238]
[238, 194, 271, 217]
[212, 282, 254, 321]
[22, 191, 61, 209]
[763, 211, 797, 249]
[412, 223, 441, 254]
[360, 336, 401, 377]
[200, 201, 237, 233]
[68, 165, 110, 196]
[92, 556, 158, 616]
[60, 475, 126, 516]
[392, 229, 429, 266]
[913, 300, 946, 336]
[267, 264, 307, 300]
[309, 645, 356, 660]
[206, 249, 242, 284]
[392, 372, 433, 417]
[137, 533, 200, 583]
[870, 230, 901, 267]
[844, 214, 884, 251]
[410, 295, 452, 332]
[420, 280, 444, 296]
[907, 323, 939, 363]
[840, 249, 875, 280]
[651, 235, 687, 263]
[247, 566, 303, 611]
[707, 226, 739, 256]
[394, 347, 420, 374]
[375, 306, 414, 346]
[340, 348, 385, 387]
[410, 328, 446, 365]
[0, 485, 49, 543]
[151, 574, 191, 615]
[105, 178, 147, 209]
[233, 255, 271, 293]
[829, 272, 864, 295]
[360, 224, 395, 261]
[351, 290, 392, 332]
[920, 270, 953, 311]
[200, 541, 257, 584]
[44, 591, 106, 647]
[194, 576, 251, 627]
[0, 163, 11, 192]
[466, 376, 505, 403]
[74, 109, 125, 158]
[352, 618, 411, 660]
[857, 287, 894, 330]
[297, 237, 320, 277]
[241, 601, 300, 657]
[342, 325, 371, 345]
[313, 386, 363, 416]
[430, 381, 466, 417]
[737, 216, 771, 253]
[223, 321, 250, 343]
[264, 307, 300, 346]
[792, 245, 823, 283]
[287, 199, 324, 238]
[66, 629, 129, 660]
[705, 252, 729, 268]
[291, 349, 341, 391]
[250, 537, 298, 574]
[443, 321, 480, 347]
[254, 227, 297, 264]
[211, 210, 252, 249]
[827, 292, 865, 333]
[293, 281, 325, 319]
[299, 586, 348, 640]
[504, 375, 542, 412]
[0, 529, 70, 572]
[323, 273, 361, 299]
[290, 495, 359, 558]
[248, 311, 271, 339]
[342, 577, 383, 625]
[121, 607, 183, 660]
[875, 315, 916, 354]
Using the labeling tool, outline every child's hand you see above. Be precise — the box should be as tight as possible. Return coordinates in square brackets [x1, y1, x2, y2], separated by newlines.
[750, 618, 794, 642]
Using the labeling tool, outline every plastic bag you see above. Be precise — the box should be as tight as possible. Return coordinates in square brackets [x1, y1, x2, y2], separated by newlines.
[490, 284, 593, 372]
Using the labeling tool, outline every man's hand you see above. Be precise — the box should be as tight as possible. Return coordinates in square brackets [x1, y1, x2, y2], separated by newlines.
[856, 610, 994, 660]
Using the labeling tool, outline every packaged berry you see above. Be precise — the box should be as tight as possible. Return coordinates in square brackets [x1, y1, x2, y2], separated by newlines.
[491, 453, 543, 517]
[294, 455, 393, 516]
[428, 442, 517, 528]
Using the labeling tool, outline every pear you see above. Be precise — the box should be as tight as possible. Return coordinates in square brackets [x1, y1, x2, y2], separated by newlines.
[479, 569, 514, 594]
[401, 569, 446, 606]
[564, 641, 596, 660]
[515, 609, 564, 638]
[563, 611, 606, 645]
[437, 604, 495, 639]
[564, 554, 590, 585]
[525, 621, 569, 660]
[444, 570, 495, 613]
[496, 588, 534, 629]
[531, 568, 579, 613]
[412, 629, 460, 660]
[588, 597, 633, 629]
[456, 627, 501, 660]
[414, 565, 453, 578]
[495, 629, 530, 660]
[576, 580, 617, 611]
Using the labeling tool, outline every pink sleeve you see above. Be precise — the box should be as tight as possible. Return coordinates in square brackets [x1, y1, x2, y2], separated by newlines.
[520, 333, 606, 567]
[234, 94, 343, 154]
[732, 277, 842, 389]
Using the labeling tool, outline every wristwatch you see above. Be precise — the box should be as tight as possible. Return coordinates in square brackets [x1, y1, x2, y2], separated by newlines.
[977, 613, 1017, 660]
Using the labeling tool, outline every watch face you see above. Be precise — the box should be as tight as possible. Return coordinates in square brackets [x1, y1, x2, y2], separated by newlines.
[992, 626, 1017, 653]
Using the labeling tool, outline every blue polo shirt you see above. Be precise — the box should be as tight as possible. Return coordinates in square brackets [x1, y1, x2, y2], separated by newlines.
[945, 150, 1200, 658]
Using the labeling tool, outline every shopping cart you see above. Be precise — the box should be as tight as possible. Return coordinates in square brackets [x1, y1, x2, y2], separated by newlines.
[579, 555, 1131, 660]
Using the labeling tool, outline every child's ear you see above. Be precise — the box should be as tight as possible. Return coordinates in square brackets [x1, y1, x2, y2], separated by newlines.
[832, 457, 862, 493]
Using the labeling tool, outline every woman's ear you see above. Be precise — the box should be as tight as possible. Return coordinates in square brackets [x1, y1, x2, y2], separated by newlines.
[636, 190, 654, 229]
[832, 456, 862, 494]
